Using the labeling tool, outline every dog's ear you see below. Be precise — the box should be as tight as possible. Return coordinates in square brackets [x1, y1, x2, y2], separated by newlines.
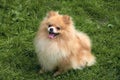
[62, 15, 71, 25]
[47, 11, 58, 18]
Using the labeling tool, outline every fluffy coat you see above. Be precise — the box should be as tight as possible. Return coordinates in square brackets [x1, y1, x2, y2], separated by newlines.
[34, 11, 96, 76]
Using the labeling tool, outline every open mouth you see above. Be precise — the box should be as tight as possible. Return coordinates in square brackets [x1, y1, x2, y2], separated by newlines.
[48, 32, 59, 39]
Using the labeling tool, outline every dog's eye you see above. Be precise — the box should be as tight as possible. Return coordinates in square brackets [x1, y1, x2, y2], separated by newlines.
[48, 25, 52, 27]
[56, 27, 60, 30]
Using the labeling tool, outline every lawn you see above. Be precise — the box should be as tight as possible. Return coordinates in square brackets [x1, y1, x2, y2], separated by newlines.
[0, 0, 120, 80]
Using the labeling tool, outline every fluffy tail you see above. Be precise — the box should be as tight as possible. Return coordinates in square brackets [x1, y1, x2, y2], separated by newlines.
[86, 53, 96, 66]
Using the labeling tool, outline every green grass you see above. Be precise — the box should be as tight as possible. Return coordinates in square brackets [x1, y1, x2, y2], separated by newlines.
[0, 0, 120, 80]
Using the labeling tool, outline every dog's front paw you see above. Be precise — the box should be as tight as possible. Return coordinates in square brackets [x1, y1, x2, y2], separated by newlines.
[38, 69, 45, 74]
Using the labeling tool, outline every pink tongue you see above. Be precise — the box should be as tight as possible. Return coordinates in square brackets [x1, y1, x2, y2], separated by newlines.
[48, 34, 55, 39]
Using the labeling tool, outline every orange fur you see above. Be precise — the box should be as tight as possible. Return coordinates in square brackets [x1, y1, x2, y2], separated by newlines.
[34, 11, 96, 76]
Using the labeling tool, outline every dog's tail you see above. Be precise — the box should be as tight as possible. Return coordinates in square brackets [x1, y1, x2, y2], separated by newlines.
[86, 52, 96, 66]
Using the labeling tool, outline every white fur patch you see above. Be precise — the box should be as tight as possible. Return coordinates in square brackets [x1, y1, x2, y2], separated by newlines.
[34, 37, 67, 71]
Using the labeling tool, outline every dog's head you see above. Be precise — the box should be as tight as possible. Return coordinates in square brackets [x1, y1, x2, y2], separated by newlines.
[40, 11, 74, 39]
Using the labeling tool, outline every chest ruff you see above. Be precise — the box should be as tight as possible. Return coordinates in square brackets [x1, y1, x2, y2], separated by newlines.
[34, 38, 67, 71]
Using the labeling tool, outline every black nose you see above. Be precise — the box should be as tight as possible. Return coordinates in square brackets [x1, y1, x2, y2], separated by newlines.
[50, 28, 53, 32]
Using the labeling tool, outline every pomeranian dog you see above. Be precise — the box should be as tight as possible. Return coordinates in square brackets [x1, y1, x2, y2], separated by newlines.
[34, 11, 96, 76]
